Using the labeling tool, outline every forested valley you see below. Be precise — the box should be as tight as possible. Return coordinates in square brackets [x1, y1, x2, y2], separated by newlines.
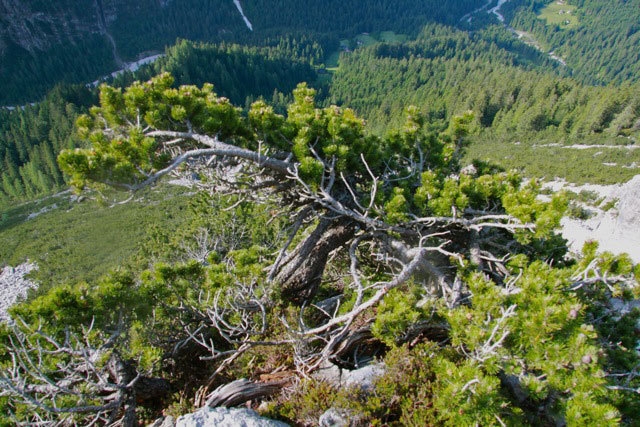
[500, 0, 640, 85]
[1, 0, 640, 425]
[0, 0, 478, 105]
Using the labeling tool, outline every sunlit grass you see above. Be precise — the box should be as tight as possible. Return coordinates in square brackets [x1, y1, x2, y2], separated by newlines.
[464, 134, 640, 185]
[0, 185, 194, 289]
[325, 31, 408, 72]
[379, 31, 408, 43]
[538, 1, 579, 29]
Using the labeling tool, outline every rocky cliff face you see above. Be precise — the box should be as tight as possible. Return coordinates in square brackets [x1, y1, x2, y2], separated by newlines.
[0, 0, 243, 104]
[615, 174, 640, 236]
[0, 0, 177, 54]
[0, 0, 102, 54]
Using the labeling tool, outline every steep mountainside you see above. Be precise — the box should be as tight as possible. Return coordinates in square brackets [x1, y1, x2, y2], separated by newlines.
[1, 3, 640, 424]
[328, 24, 640, 184]
[0, 0, 101, 53]
[0, 0, 244, 104]
[0, 0, 479, 105]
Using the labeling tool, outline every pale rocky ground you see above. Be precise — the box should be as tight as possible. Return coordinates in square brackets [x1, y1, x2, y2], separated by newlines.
[174, 408, 287, 427]
[545, 174, 640, 262]
[0, 261, 38, 322]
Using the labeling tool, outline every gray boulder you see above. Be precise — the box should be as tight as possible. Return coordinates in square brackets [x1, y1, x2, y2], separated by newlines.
[176, 407, 288, 427]
[319, 408, 351, 427]
[148, 416, 176, 427]
[341, 363, 385, 392]
[615, 174, 640, 232]
[313, 361, 385, 392]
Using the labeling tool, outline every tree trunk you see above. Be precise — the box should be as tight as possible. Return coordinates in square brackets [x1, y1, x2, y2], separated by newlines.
[108, 354, 138, 427]
[107, 353, 170, 425]
[274, 216, 357, 303]
[205, 378, 282, 407]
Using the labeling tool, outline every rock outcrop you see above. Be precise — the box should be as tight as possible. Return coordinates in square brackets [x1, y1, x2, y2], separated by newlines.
[175, 407, 288, 427]
[555, 174, 640, 262]
[0, 261, 38, 322]
[615, 174, 640, 237]
[0, 0, 102, 53]
[313, 361, 385, 392]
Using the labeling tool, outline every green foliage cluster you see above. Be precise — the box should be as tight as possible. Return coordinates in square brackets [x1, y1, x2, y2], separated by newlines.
[269, 250, 640, 425]
[59, 73, 249, 190]
[59, 75, 384, 194]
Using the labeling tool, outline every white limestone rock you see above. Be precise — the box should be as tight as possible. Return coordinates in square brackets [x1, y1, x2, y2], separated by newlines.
[546, 174, 640, 262]
[319, 408, 351, 427]
[0, 262, 38, 323]
[176, 407, 288, 427]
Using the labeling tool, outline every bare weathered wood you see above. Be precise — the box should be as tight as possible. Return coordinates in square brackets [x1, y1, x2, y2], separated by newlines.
[205, 379, 282, 408]
[329, 327, 378, 369]
[274, 216, 357, 303]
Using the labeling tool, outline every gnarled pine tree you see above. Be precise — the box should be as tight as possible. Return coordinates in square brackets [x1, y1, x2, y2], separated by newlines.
[58, 73, 563, 306]
[2, 73, 638, 425]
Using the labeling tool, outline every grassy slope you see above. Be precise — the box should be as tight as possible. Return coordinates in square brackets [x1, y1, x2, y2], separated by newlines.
[0, 185, 194, 291]
[537, 1, 579, 29]
[464, 135, 640, 185]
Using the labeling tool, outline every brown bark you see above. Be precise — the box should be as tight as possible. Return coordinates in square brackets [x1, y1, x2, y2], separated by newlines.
[274, 216, 357, 303]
